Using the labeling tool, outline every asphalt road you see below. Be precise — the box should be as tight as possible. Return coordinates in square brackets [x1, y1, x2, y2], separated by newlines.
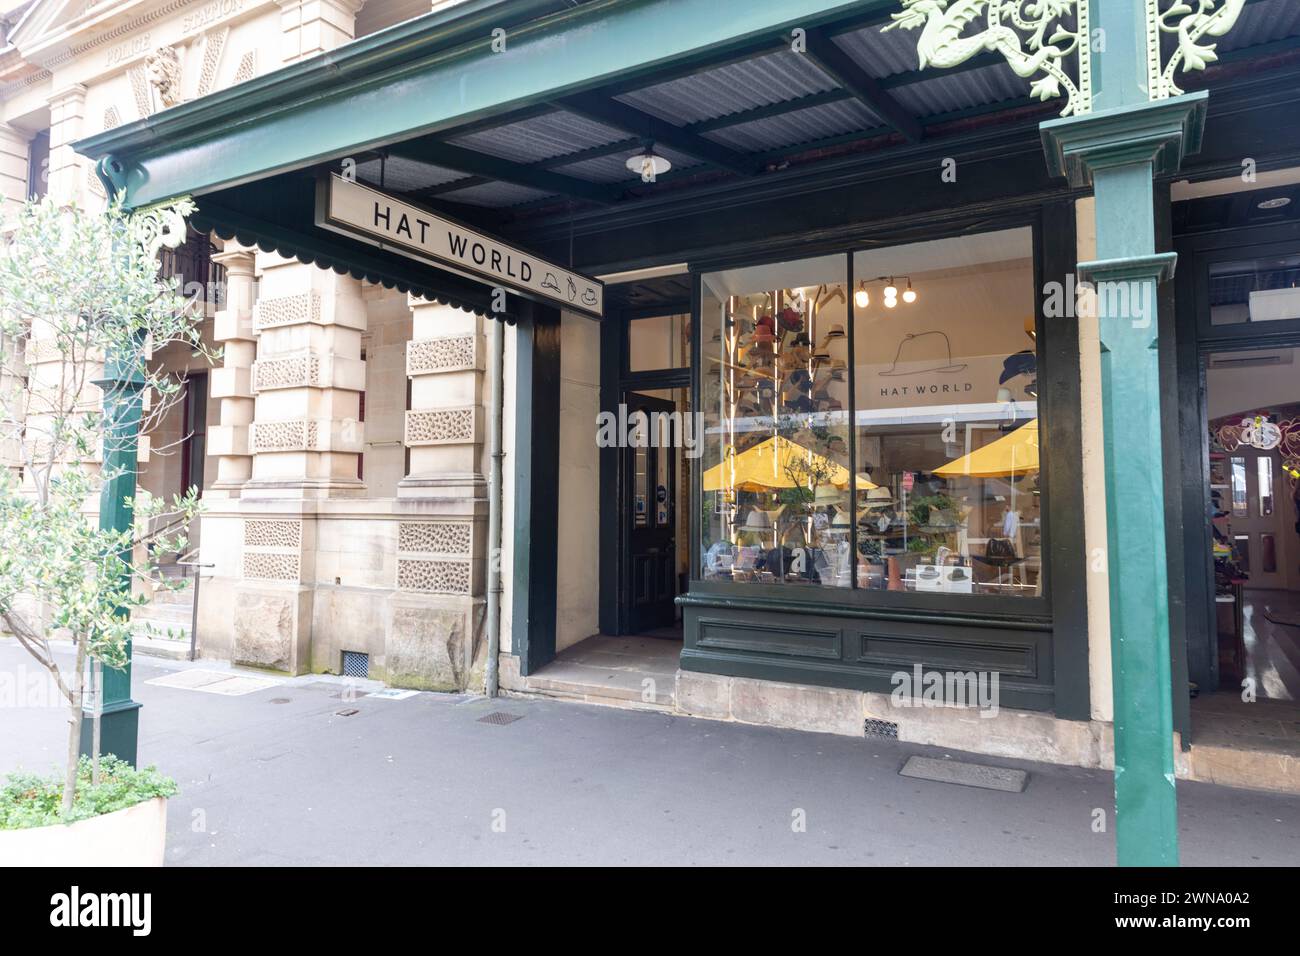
[2, 640, 1297, 866]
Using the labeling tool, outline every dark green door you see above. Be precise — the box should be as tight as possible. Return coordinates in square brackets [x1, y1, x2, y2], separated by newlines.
[624, 392, 678, 632]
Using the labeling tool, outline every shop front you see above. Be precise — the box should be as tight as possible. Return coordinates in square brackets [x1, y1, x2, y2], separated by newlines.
[70, 0, 1300, 861]
[680, 221, 1084, 716]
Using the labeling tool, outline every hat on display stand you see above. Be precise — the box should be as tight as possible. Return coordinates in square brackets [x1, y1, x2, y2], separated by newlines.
[859, 485, 895, 509]
[813, 484, 843, 508]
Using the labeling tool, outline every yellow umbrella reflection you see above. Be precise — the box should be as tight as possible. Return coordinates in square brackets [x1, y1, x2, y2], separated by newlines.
[934, 419, 1039, 479]
[704, 435, 868, 492]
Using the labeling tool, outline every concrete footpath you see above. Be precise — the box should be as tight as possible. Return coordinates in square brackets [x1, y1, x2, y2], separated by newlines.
[2, 640, 1297, 866]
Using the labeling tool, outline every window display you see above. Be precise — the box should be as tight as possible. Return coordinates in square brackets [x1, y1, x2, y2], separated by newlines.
[699, 228, 1043, 599]
[852, 228, 1041, 597]
[700, 254, 852, 587]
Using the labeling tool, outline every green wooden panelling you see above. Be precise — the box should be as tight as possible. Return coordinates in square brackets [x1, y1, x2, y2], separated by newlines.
[511, 302, 562, 675]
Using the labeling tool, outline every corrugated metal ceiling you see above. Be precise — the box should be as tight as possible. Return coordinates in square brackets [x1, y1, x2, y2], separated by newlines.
[449, 110, 630, 163]
[355, 156, 469, 192]
[615, 50, 839, 126]
[385, 10, 1299, 209]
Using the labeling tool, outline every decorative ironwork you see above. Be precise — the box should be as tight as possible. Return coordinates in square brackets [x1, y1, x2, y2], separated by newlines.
[1150, 0, 1249, 100]
[1217, 415, 1300, 487]
[883, 0, 1092, 117]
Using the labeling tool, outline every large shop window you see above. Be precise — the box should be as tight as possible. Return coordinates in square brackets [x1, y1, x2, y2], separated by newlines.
[699, 228, 1041, 598]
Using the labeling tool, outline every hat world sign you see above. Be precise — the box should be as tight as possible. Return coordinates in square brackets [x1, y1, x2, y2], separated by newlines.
[316, 174, 603, 318]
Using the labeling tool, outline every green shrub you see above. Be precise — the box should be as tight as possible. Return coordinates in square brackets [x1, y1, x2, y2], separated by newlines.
[0, 755, 176, 830]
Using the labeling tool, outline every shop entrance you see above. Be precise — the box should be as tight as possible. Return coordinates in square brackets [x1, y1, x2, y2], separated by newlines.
[1203, 347, 1300, 701]
[623, 390, 681, 634]
[1172, 188, 1300, 775]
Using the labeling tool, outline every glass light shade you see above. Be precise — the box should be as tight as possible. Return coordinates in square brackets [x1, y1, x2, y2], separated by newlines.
[902, 287, 917, 304]
[854, 287, 870, 308]
[627, 151, 671, 182]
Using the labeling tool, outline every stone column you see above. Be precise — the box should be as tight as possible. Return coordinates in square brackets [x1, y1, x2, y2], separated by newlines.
[46, 85, 86, 206]
[0, 122, 30, 216]
[207, 244, 258, 497]
[401, 298, 486, 499]
[0, 124, 30, 472]
[276, 0, 365, 64]
[390, 297, 489, 691]
[246, 253, 367, 498]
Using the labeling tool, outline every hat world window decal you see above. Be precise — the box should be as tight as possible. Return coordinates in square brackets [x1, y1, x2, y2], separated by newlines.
[315, 174, 603, 318]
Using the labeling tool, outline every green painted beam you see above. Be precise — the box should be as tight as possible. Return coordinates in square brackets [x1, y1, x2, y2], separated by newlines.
[552, 92, 761, 176]
[388, 139, 624, 204]
[803, 26, 923, 142]
[78, 0, 891, 207]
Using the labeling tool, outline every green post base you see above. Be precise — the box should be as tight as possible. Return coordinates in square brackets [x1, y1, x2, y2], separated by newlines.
[79, 699, 142, 767]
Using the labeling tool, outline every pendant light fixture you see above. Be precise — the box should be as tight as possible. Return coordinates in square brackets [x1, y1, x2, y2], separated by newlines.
[627, 142, 671, 183]
[882, 278, 898, 308]
[856, 275, 918, 311]
[854, 281, 870, 309]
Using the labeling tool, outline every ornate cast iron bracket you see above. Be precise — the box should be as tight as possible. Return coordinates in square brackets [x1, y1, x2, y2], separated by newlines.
[883, 0, 1249, 117]
[1149, 0, 1248, 100]
[883, 0, 1092, 117]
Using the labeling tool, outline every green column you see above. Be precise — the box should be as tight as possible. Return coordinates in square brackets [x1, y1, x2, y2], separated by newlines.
[1043, 91, 1209, 866]
[82, 346, 145, 767]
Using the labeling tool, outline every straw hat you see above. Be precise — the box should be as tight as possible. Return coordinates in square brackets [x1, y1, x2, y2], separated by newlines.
[813, 484, 842, 507]
[743, 508, 775, 532]
[860, 486, 895, 508]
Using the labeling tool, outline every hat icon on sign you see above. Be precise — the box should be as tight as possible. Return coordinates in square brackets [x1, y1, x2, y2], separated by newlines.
[541, 272, 561, 294]
[879, 330, 968, 377]
[567, 276, 578, 301]
[581, 287, 598, 307]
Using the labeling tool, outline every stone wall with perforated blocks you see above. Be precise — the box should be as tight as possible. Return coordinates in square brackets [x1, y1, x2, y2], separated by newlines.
[401, 298, 487, 498]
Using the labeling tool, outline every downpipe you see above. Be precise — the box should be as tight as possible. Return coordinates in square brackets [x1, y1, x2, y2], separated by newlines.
[484, 316, 505, 697]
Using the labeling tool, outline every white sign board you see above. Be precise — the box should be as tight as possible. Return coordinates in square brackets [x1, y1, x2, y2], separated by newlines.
[315, 174, 603, 318]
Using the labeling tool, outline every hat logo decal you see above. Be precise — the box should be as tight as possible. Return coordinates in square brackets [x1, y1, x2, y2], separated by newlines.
[879, 330, 968, 377]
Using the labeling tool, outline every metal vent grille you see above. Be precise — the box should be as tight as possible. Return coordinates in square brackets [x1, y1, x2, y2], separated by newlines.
[864, 718, 899, 739]
[342, 651, 369, 679]
[478, 711, 523, 725]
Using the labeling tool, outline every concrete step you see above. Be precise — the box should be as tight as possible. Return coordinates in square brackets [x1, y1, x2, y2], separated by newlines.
[1188, 742, 1300, 795]
[149, 585, 196, 607]
[520, 664, 676, 711]
[131, 603, 193, 625]
[132, 617, 191, 644]
[132, 634, 191, 661]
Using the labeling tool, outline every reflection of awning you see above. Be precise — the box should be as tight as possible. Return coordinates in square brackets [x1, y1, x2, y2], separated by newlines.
[935, 419, 1039, 478]
[703, 436, 856, 492]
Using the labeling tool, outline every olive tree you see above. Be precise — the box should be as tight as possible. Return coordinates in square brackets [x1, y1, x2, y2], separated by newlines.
[0, 196, 215, 814]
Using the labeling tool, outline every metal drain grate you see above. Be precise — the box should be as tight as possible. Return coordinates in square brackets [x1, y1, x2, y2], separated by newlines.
[342, 650, 369, 679]
[864, 718, 899, 739]
[478, 711, 523, 725]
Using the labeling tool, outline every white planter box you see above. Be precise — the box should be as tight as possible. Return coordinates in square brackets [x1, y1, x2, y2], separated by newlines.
[0, 797, 167, 867]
